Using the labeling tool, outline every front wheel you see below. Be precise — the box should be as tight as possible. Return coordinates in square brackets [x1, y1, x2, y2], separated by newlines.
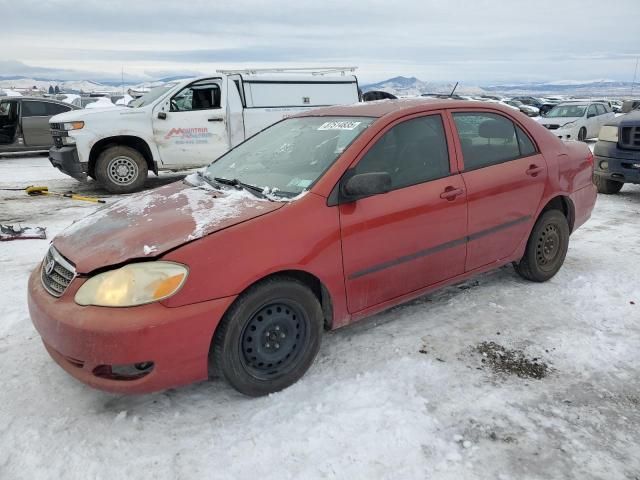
[95, 145, 148, 194]
[212, 277, 323, 397]
[514, 210, 570, 282]
[593, 174, 623, 194]
[577, 127, 587, 142]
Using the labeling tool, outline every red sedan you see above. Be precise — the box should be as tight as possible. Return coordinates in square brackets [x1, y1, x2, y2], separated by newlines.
[28, 99, 596, 396]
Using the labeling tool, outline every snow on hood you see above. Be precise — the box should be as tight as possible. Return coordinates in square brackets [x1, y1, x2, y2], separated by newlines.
[539, 116, 581, 126]
[53, 181, 285, 273]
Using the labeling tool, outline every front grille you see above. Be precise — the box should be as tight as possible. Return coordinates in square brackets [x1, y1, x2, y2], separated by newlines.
[50, 122, 62, 130]
[545, 124, 560, 130]
[41, 246, 75, 297]
[620, 126, 640, 150]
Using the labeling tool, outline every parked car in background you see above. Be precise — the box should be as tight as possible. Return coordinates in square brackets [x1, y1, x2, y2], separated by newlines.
[592, 110, 640, 194]
[0, 97, 78, 153]
[505, 99, 539, 116]
[84, 97, 118, 109]
[29, 99, 596, 396]
[48, 69, 360, 193]
[621, 100, 640, 114]
[363, 90, 397, 101]
[538, 101, 615, 141]
[510, 96, 545, 109]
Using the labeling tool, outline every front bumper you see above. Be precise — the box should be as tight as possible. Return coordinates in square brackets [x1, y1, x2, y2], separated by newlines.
[28, 266, 236, 394]
[593, 140, 640, 184]
[48, 146, 87, 181]
[546, 126, 578, 141]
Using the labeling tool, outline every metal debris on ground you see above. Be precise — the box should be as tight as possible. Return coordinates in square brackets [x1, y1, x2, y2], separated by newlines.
[0, 224, 47, 241]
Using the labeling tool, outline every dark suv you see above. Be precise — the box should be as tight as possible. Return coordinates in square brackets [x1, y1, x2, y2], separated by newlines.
[0, 97, 78, 153]
[593, 110, 640, 193]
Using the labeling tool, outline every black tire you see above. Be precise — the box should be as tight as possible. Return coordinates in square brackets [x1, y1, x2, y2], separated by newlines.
[95, 145, 148, 194]
[593, 174, 623, 194]
[514, 210, 570, 282]
[577, 127, 587, 142]
[212, 277, 323, 397]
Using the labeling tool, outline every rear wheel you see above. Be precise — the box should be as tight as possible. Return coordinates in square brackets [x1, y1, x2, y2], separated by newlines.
[514, 210, 570, 282]
[212, 277, 323, 397]
[95, 145, 148, 194]
[593, 174, 623, 194]
[577, 127, 587, 142]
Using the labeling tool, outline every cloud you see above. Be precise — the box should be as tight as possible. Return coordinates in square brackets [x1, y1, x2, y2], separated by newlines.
[2, 0, 639, 83]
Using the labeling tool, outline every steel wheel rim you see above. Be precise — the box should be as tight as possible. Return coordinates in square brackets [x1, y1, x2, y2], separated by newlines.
[536, 223, 561, 271]
[107, 156, 138, 185]
[240, 300, 308, 380]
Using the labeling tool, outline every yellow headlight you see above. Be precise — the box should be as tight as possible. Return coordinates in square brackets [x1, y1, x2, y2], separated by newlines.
[75, 261, 188, 307]
[63, 121, 84, 131]
[598, 125, 618, 142]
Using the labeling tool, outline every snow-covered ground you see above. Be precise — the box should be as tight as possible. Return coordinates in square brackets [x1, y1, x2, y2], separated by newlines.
[1, 155, 639, 480]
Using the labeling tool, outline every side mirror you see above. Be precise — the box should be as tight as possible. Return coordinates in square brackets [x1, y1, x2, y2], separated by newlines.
[157, 112, 167, 120]
[587, 113, 595, 118]
[341, 172, 391, 201]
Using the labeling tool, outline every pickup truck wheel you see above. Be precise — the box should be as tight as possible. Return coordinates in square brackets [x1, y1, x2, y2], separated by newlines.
[514, 210, 569, 282]
[577, 127, 587, 141]
[212, 277, 323, 397]
[593, 174, 623, 194]
[95, 146, 148, 194]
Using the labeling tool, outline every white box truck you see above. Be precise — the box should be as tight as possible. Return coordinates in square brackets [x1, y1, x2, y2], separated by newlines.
[48, 67, 360, 193]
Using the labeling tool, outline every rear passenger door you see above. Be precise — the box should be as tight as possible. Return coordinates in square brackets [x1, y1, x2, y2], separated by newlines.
[450, 111, 546, 272]
[339, 113, 467, 313]
[21, 100, 53, 146]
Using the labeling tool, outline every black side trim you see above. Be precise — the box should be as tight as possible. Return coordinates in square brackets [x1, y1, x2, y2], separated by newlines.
[468, 215, 531, 241]
[348, 215, 532, 280]
[350, 237, 467, 280]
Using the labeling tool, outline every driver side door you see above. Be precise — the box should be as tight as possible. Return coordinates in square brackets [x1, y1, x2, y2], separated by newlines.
[338, 112, 468, 313]
[152, 78, 229, 168]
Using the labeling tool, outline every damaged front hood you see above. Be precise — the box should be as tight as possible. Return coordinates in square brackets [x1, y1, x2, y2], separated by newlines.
[53, 181, 284, 274]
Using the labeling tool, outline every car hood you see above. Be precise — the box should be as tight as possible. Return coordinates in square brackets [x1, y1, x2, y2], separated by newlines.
[539, 116, 580, 126]
[604, 110, 640, 127]
[50, 106, 141, 123]
[53, 181, 285, 274]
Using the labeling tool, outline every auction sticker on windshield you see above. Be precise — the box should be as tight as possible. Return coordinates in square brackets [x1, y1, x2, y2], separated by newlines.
[317, 121, 362, 130]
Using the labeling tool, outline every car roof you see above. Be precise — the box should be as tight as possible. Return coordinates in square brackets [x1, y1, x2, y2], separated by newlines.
[294, 98, 517, 119]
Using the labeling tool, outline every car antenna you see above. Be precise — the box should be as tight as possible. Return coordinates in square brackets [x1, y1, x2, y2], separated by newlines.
[448, 82, 459, 98]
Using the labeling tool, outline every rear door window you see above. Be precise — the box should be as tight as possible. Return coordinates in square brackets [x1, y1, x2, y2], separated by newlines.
[595, 104, 606, 116]
[452, 112, 522, 170]
[45, 102, 72, 115]
[353, 114, 451, 190]
[21, 101, 48, 117]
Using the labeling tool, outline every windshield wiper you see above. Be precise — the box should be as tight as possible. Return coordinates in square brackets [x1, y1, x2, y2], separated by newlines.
[213, 176, 271, 200]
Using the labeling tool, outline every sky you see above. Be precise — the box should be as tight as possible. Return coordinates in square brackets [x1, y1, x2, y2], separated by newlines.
[2, 0, 639, 85]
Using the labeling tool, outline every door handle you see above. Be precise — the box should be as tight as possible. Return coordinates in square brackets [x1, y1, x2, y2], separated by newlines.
[525, 165, 544, 177]
[208, 118, 224, 122]
[440, 186, 465, 201]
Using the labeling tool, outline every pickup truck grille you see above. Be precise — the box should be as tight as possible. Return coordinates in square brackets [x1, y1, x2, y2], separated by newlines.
[544, 124, 560, 130]
[41, 246, 76, 297]
[50, 122, 62, 130]
[620, 126, 640, 150]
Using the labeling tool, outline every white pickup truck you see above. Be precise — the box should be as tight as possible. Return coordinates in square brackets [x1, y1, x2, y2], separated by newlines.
[48, 68, 360, 193]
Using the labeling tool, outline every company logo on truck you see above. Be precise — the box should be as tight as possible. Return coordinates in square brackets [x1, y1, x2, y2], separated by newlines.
[165, 127, 213, 145]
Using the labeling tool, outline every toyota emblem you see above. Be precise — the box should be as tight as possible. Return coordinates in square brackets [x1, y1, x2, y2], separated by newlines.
[45, 259, 56, 276]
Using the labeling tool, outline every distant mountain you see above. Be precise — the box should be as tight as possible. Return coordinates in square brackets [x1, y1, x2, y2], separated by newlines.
[484, 80, 638, 96]
[361, 76, 485, 96]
